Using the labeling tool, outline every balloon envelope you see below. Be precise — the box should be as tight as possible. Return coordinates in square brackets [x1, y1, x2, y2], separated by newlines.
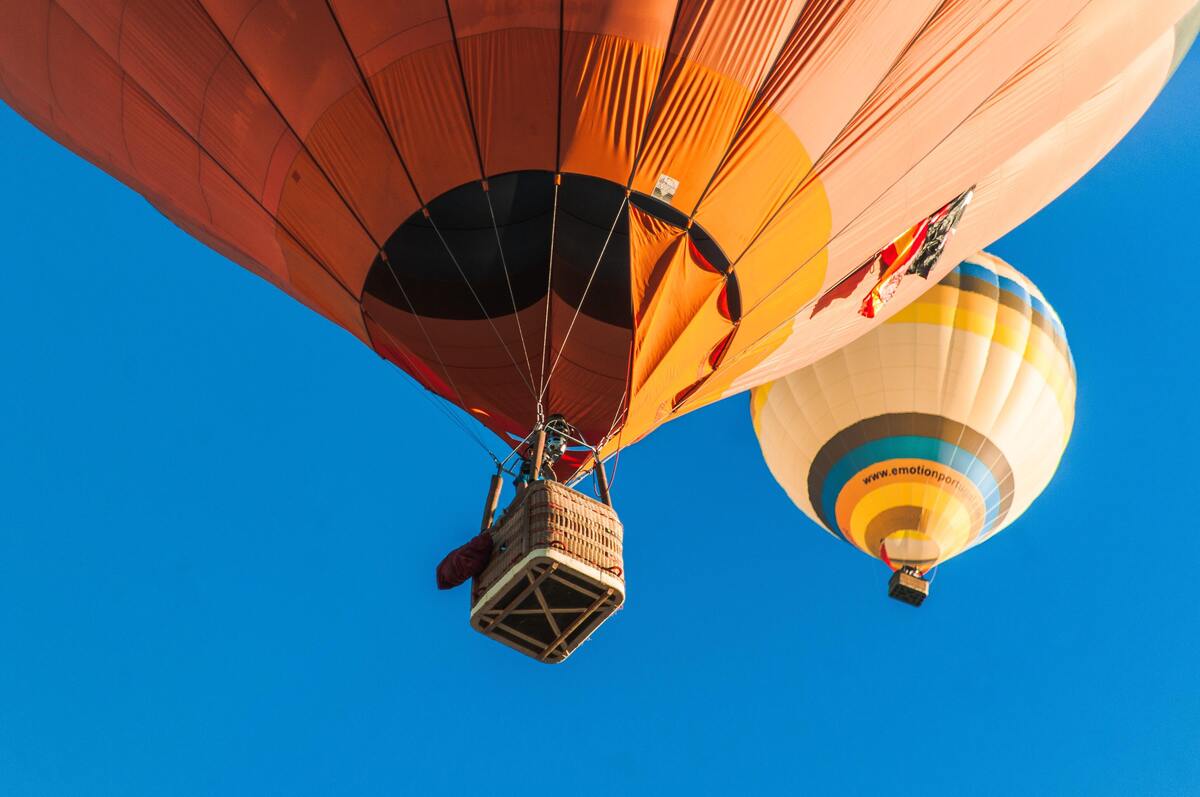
[0, 1, 1190, 466]
[751, 252, 1075, 570]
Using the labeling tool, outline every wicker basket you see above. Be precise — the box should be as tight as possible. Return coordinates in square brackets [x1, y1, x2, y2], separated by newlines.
[888, 566, 929, 607]
[471, 480, 624, 663]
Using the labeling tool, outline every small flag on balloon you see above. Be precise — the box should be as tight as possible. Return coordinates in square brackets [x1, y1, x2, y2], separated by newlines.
[858, 187, 974, 318]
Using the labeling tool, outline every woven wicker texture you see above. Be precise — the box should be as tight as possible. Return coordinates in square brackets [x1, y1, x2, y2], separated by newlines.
[474, 480, 623, 602]
[471, 481, 624, 662]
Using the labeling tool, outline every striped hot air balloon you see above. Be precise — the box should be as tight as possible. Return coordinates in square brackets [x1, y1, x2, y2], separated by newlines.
[751, 252, 1074, 603]
[0, 1, 1190, 475]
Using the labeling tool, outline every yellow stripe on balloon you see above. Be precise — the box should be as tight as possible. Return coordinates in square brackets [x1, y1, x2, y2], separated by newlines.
[834, 459, 989, 540]
[845, 481, 976, 565]
[892, 297, 1074, 427]
[835, 463, 984, 564]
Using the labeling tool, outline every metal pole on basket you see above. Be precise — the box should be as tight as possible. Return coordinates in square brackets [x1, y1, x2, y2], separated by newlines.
[593, 453, 612, 507]
[480, 469, 504, 532]
[529, 429, 547, 481]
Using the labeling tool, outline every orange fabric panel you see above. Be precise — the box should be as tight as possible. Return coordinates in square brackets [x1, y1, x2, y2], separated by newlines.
[616, 208, 733, 446]
[558, 0, 676, 181]
[301, 84, 421, 244]
[564, 0, 678, 40]
[940, 35, 1176, 270]
[194, 0, 256, 34]
[630, 0, 805, 211]
[193, 152, 298, 284]
[627, 207, 725, 393]
[369, 47, 481, 202]
[0, 1, 57, 123]
[805, 0, 1087, 218]
[54, 0, 122, 53]
[118, 1, 229, 136]
[331, 0, 447, 76]
[199, 54, 292, 200]
[205, 0, 418, 250]
[279, 234, 370, 344]
[45, 4, 134, 175]
[49, 0, 393, 300]
[328, 0, 481, 202]
[274, 151, 378, 293]
[121, 100, 217, 243]
[449, 0, 559, 37]
[362, 295, 539, 436]
[542, 301, 633, 442]
[823, 0, 1194, 306]
[623, 281, 728, 447]
[558, 32, 662, 182]
[456, 27, 558, 175]
[201, 0, 359, 140]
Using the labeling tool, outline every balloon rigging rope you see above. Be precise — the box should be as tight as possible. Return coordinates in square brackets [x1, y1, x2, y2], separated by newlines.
[363, 301, 500, 463]
[483, 185, 539, 397]
[327, 0, 511, 461]
[425, 213, 538, 400]
[539, 194, 629, 405]
[536, 180, 560, 416]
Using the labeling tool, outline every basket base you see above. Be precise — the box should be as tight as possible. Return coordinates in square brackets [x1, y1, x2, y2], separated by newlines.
[471, 549, 624, 663]
[888, 567, 929, 607]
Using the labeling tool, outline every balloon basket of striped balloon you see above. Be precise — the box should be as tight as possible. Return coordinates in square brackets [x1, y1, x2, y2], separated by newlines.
[887, 567, 930, 607]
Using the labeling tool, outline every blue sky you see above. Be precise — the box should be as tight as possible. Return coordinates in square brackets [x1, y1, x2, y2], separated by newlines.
[1, 51, 1197, 797]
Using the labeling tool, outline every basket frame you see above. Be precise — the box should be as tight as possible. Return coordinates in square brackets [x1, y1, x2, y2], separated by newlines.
[470, 480, 624, 662]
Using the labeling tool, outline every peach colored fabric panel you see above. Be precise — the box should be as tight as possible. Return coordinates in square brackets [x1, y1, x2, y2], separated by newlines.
[734, 0, 1090, 312]
[694, 0, 941, 255]
[696, 33, 1179, 404]
[698, 0, 1187, 409]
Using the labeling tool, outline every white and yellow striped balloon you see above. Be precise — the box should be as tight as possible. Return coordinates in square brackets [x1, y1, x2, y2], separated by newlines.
[751, 252, 1075, 571]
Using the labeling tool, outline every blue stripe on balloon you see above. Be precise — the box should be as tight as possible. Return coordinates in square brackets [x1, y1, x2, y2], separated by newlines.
[818, 435, 1002, 543]
[954, 261, 1067, 339]
[954, 261, 999, 287]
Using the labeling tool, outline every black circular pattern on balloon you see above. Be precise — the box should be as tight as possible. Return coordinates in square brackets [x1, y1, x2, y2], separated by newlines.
[363, 170, 733, 328]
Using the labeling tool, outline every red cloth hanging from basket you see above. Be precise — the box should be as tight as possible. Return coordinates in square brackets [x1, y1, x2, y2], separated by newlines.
[436, 532, 494, 590]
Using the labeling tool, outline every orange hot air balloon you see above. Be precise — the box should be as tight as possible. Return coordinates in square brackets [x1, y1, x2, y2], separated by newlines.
[0, 1, 1194, 471]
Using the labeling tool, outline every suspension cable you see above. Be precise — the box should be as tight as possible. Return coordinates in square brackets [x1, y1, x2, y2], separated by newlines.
[537, 176, 561, 415]
[539, 193, 629, 403]
[424, 209, 538, 400]
[363, 301, 500, 464]
[482, 182, 538, 395]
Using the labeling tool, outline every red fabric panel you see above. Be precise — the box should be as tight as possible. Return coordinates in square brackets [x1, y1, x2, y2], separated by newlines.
[810, 259, 873, 318]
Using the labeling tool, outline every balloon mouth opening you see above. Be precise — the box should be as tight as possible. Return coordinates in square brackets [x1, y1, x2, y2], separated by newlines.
[880, 531, 941, 570]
